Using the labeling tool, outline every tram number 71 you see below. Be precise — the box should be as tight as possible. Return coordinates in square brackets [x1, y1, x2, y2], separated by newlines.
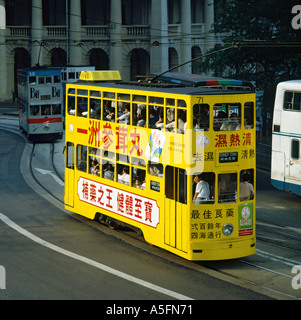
[149, 304, 192, 315]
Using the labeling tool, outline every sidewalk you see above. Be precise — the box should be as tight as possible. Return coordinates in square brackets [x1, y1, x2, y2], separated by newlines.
[0, 101, 19, 116]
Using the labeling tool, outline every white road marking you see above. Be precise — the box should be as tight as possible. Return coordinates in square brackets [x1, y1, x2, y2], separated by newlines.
[34, 168, 64, 186]
[0, 212, 193, 300]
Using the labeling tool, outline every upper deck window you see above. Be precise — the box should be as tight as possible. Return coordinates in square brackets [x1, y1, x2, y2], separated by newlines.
[283, 91, 301, 111]
[214, 103, 241, 131]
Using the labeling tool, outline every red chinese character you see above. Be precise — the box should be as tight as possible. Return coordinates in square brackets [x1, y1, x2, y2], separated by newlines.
[129, 128, 143, 156]
[102, 123, 114, 150]
[90, 184, 97, 202]
[117, 192, 125, 213]
[134, 198, 143, 219]
[88, 120, 101, 148]
[230, 133, 240, 147]
[97, 186, 104, 205]
[215, 134, 227, 148]
[144, 201, 153, 223]
[106, 188, 113, 209]
[116, 125, 128, 153]
[125, 195, 133, 216]
[243, 133, 252, 146]
[82, 181, 89, 200]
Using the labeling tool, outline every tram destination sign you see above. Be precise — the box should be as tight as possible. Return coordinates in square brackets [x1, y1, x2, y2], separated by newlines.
[219, 152, 238, 163]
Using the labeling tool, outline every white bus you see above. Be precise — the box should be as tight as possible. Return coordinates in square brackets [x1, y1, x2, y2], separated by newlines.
[271, 80, 301, 196]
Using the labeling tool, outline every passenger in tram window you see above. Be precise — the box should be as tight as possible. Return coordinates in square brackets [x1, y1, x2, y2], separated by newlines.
[42, 105, 51, 115]
[239, 172, 254, 201]
[103, 162, 114, 180]
[177, 109, 186, 134]
[117, 165, 130, 185]
[149, 107, 158, 128]
[193, 174, 210, 204]
[117, 104, 130, 124]
[165, 108, 175, 131]
[155, 109, 164, 129]
[90, 159, 100, 176]
[218, 173, 237, 203]
[137, 108, 146, 127]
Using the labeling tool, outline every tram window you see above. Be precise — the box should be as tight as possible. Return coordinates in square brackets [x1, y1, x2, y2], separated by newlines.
[118, 153, 130, 164]
[68, 88, 75, 95]
[77, 97, 88, 117]
[149, 96, 164, 105]
[90, 98, 101, 119]
[291, 139, 300, 160]
[102, 161, 114, 181]
[131, 157, 146, 167]
[41, 105, 51, 115]
[148, 106, 158, 129]
[68, 96, 76, 115]
[117, 164, 130, 185]
[177, 109, 187, 134]
[239, 170, 254, 201]
[29, 76, 36, 84]
[178, 100, 186, 108]
[77, 145, 87, 173]
[89, 156, 100, 176]
[104, 92, 115, 99]
[52, 104, 61, 115]
[166, 98, 175, 106]
[165, 107, 175, 131]
[30, 106, 40, 116]
[117, 103, 130, 125]
[152, 107, 163, 129]
[149, 163, 163, 177]
[244, 102, 254, 129]
[103, 100, 115, 122]
[102, 150, 115, 160]
[54, 75, 61, 83]
[132, 168, 146, 190]
[118, 93, 130, 101]
[38, 77, 44, 85]
[193, 104, 209, 131]
[45, 77, 51, 84]
[132, 103, 146, 127]
[78, 89, 88, 96]
[192, 172, 214, 204]
[90, 90, 101, 97]
[218, 173, 237, 203]
[214, 103, 241, 131]
[66, 142, 75, 169]
[69, 72, 75, 80]
[133, 95, 146, 102]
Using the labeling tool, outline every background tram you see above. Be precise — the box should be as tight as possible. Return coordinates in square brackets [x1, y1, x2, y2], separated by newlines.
[64, 71, 256, 261]
[271, 80, 301, 195]
[18, 67, 63, 141]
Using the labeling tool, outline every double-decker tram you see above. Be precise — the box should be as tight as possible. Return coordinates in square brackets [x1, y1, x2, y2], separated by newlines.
[64, 71, 256, 260]
[18, 67, 63, 141]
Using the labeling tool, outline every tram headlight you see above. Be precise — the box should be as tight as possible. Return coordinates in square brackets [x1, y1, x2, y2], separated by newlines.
[222, 223, 234, 236]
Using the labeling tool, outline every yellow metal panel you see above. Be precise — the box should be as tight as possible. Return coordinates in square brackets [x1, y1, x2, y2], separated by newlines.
[79, 70, 121, 81]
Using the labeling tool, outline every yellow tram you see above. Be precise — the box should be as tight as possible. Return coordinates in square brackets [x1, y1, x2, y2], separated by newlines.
[64, 71, 256, 260]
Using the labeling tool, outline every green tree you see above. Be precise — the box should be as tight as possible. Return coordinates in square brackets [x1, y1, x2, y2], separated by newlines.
[200, 0, 301, 113]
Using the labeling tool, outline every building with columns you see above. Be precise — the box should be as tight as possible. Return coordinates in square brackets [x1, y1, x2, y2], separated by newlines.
[0, 0, 216, 102]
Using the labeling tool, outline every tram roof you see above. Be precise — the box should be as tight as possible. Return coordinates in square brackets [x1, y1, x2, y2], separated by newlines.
[73, 80, 254, 96]
[152, 72, 254, 91]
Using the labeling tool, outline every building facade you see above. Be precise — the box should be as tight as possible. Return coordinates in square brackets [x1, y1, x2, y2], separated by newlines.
[0, 0, 216, 101]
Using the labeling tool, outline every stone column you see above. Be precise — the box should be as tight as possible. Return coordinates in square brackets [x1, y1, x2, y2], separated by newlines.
[204, 0, 214, 52]
[180, 0, 192, 73]
[31, 0, 43, 66]
[150, 0, 169, 74]
[110, 0, 123, 75]
[69, 0, 82, 65]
